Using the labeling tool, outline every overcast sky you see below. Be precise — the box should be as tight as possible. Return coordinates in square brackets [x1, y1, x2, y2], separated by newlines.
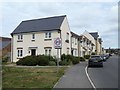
[0, 0, 119, 49]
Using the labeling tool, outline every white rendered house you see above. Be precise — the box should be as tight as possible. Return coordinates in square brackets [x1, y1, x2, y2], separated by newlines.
[11, 15, 72, 62]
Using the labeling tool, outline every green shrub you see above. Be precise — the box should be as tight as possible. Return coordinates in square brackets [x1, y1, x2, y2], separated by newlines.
[84, 55, 90, 59]
[16, 56, 38, 66]
[36, 55, 49, 66]
[49, 61, 56, 66]
[60, 54, 73, 65]
[71, 57, 80, 64]
[16, 55, 50, 66]
[80, 57, 85, 61]
[59, 60, 68, 66]
[61, 54, 66, 61]
[91, 52, 96, 55]
[2, 56, 9, 63]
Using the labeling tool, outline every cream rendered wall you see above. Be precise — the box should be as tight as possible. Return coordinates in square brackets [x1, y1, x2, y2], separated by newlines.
[82, 31, 96, 53]
[60, 17, 71, 55]
[96, 40, 101, 55]
[71, 37, 78, 56]
[12, 31, 60, 62]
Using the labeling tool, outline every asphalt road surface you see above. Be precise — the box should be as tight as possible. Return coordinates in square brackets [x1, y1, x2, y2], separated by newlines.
[88, 55, 118, 89]
[54, 55, 119, 90]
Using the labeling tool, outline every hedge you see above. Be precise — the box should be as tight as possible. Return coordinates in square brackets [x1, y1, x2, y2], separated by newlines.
[84, 55, 90, 59]
[16, 55, 56, 66]
[71, 57, 80, 64]
[80, 57, 85, 61]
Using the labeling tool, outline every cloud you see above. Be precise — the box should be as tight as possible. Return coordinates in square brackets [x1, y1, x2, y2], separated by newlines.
[1, 1, 118, 48]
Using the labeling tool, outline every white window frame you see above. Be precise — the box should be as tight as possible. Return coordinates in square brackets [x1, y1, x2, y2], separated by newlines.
[18, 34, 23, 40]
[45, 32, 51, 39]
[32, 33, 35, 40]
[44, 48, 52, 55]
[17, 49, 23, 57]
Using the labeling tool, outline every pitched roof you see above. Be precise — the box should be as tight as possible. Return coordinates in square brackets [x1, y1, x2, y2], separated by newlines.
[11, 15, 66, 35]
[71, 31, 79, 38]
[89, 32, 99, 40]
[98, 38, 102, 44]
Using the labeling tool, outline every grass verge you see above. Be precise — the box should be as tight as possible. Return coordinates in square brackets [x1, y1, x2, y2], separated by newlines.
[2, 66, 67, 89]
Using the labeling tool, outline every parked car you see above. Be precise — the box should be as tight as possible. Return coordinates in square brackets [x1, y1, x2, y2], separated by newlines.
[105, 54, 110, 59]
[88, 55, 103, 67]
[100, 54, 107, 62]
[109, 53, 112, 56]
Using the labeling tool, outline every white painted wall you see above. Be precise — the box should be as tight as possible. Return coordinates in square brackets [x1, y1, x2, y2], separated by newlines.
[12, 16, 72, 62]
[60, 17, 71, 55]
[71, 36, 78, 56]
[12, 31, 60, 62]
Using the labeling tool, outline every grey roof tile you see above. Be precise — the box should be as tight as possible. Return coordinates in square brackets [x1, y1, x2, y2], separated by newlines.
[11, 15, 66, 35]
[89, 32, 99, 40]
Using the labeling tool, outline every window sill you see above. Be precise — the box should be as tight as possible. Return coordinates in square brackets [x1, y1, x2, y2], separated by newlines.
[31, 39, 35, 41]
[44, 38, 52, 41]
[17, 57, 23, 59]
[17, 40, 23, 42]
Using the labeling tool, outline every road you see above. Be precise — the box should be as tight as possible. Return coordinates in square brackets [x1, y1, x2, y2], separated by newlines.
[88, 55, 118, 89]
[54, 55, 119, 89]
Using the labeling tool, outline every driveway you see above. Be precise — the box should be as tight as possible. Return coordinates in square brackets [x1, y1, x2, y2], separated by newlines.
[53, 61, 93, 89]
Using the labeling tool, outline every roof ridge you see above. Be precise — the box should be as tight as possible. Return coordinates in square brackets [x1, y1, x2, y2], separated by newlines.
[22, 15, 66, 22]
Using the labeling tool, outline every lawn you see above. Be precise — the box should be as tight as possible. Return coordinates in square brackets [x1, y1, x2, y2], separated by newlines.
[2, 66, 67, 89]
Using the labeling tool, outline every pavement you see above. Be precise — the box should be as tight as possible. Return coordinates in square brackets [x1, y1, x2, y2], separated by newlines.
[53, 61, 93, 89]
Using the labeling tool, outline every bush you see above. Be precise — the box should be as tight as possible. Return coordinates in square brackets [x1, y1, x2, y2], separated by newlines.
[49, 61, 56, 66]
[16, 55, 57, 66]
[71, 57, 80, 64]
[91, 52, 96, 55]
[60, 54, 73, 65]
[16, 56, 38, 66]
[59, 60, 68, 66]
[80, 57, 85, 61]
[84, 55, 90, 59]
[61, 54, 66, 61]
[2, 56, 9, 63]
[37, 55, 49, 66]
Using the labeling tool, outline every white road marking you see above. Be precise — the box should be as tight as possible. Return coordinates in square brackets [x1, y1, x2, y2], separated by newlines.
[85, 65, 97, 90]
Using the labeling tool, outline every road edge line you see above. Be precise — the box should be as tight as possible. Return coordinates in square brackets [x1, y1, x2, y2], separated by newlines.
[85, 65, 97, 90]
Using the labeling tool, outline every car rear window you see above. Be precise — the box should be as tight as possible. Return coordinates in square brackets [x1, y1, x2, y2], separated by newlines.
[91, 56, 100, 58]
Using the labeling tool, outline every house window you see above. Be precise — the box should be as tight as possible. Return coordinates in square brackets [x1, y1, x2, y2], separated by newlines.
[44, 47, 52, 55]
[65, 33, 69, 43]
[45, 32, 51, 39]
[32, 33, 35, 40]
[18, 34, 23, 41]
[17, 49, 23, 57]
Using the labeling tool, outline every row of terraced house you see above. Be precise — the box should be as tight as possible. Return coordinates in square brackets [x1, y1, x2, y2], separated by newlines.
[11, 15, 105, 62]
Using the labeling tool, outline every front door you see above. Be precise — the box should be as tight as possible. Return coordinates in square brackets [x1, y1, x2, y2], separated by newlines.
[31, 49, 36, 56]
